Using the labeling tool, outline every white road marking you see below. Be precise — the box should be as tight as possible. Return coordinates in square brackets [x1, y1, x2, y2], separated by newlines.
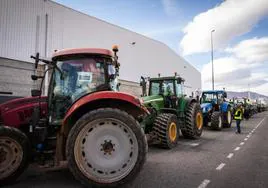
[234, 147, 240, 151]
[256, 118, 265, 128]
[190, 143, 200, 147]
[240, 142, 245, 145]
[216, 163, 226, 170]
[198, 179, 211, 188]
[246, 135, 251, 138]
[227, 153, 234, 159]
[180, 142, 200, 147]
[244, 138, 248, 141]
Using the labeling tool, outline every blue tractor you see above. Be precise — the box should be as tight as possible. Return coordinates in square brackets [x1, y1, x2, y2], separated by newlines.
[200, 90, 232, 130]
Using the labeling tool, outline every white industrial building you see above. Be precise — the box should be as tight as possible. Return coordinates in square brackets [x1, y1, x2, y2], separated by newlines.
[0, 0, 201, 98]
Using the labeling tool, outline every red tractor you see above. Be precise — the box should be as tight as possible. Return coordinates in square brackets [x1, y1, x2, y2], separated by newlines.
[0, 46, 148, 187]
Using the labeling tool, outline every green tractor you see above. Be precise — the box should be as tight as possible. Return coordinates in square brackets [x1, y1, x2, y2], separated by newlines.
[140, 74, 203, 149]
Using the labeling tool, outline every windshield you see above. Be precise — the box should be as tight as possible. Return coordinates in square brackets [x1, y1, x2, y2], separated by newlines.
[150, 81, 160, 95]
[163, 80, 174, 96]
[201, 93, 217, 103]
[149, 80, 175, 96]
[53, 57, 106, 102]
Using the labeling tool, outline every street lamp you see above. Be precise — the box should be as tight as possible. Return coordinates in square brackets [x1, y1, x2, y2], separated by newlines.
[211, 29, 215, 90]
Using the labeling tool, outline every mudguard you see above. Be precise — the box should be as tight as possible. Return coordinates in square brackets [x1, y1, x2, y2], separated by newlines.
[221, 102, 230, 113]
[0, 96, 48, 128]
[63, 91, 149, 126]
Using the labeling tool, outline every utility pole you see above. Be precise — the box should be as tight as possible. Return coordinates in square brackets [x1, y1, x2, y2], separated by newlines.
[211, 29, 215, 90]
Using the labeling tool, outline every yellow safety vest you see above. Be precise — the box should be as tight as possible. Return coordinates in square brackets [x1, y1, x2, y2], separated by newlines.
[234, 108, 243, 120]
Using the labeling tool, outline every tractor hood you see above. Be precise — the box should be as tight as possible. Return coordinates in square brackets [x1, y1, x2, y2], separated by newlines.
[0, 96, 48, 128]
[201, 103, 213, 113]
[142, 95, 163, 105]
[141, 95, 164, 111]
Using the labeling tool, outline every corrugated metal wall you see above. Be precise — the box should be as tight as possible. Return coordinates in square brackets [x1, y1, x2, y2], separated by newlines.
[0, 0, 201, 96]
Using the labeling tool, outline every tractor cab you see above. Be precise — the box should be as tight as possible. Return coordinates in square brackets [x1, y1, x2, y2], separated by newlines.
[141, 74, 185, 110]
[31, 47, 120, 125]
[201, 90, 227, 111]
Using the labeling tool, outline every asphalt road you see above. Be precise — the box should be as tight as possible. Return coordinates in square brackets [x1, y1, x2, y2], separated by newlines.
[3, 112, 268, 188]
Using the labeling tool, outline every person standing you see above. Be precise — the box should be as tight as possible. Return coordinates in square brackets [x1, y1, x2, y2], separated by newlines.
[234, 103, 243, 134]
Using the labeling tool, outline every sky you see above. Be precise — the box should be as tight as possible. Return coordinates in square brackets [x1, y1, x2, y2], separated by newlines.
[54, 0, 268, 96]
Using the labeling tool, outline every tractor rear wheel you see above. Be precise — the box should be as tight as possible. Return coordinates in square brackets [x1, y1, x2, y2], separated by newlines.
[211, 112, 222, 130]
[66, 108, 147, 188]
[0, 126, 30, 185]
[153, 113, 178, 149]
[223, 107, 232, 128]
[181, 102, 203, 139]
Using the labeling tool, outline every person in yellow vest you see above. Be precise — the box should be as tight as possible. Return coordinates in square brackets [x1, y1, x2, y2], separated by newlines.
[234, 103, 243, 134]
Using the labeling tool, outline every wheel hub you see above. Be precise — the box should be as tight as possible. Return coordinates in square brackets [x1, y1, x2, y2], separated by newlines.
[196, 112, 203, 130]
[227, 111, 231, 124]
[168, 122, 177, 142]
[219, 116, 222, 128]
[101, 140, 115, 155]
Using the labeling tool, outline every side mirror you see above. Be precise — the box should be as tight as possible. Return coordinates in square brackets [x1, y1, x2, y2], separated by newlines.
[31, 89, 41, 97]
[31, 75, 38, 80]
[31, 75, 44, 81]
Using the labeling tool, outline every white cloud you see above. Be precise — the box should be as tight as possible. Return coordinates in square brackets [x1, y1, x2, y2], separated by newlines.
[225, 37, 268, 63]
[161, 0, 179, 16]
[180, 0, 268, 55]
[201, 56, 268, 94]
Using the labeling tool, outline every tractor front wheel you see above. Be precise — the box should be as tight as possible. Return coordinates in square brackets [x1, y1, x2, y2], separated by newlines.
[153, 113, 178, 149]
[66, 108, 147, 188]
[181, 102, 203, 139]
[0, 126, 30, 185]
[211, 112, 222, 130]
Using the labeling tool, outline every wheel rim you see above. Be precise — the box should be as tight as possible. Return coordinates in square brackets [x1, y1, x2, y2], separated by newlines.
[218, 116, 222, 128]
[227, 111, 231, 124]
[196, 112, 203, 130]
[74, 118, 139, 183]
[168, 122, 177, 142]
[0, 137, 23, 179]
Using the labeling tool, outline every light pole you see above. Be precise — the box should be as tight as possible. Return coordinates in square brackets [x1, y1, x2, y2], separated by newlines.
[211, 29, 215, 90]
